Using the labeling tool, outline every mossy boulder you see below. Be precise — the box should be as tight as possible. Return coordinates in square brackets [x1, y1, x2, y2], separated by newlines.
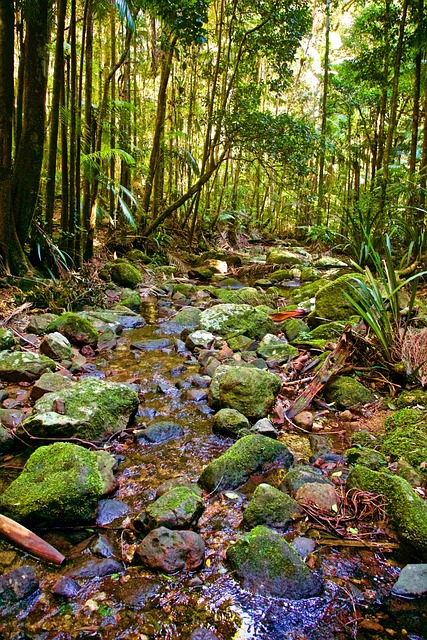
[212, 408, 250, 438]
[282, 318, 309, 342]
[172, 307, 201, 328]
[313, 273, 364, 321]
[47, 312, 99, 346]
[25, 313, 59, 335]
[226, 526, 322, 598]
[324, 376, 376, 408]
[347, 466, 427, 557]
[110, 261, 142, 288]
[242, 483, 301, 530]
[0, 329, 15, 351]
[384, 408, 427, 433]
[266, 248, 311, 267]
[209, 365, 281, 418]
[200, 303, 275, 339]
[22, 377, 139, 442]
[345, 446, 387, 470]
[120, 288, 141, 311]
[139, 487, 204, 531]
[0, 442, 114, 524]
[281, 465, 333, 495]
[215, 287, 271, 307]
[396, 390, 427, 409]
[30, 371, 75, 401]
[305, 320, 352, 341]
[40, 332, 73, 360]
[0, 351, 55, 383]
[124, 249, 151, 264]
[199, 434, 293, 493]
[256, 334, 299, 362]
[172, 283, 197, 297]
[290, 280, 326, 305]
[381, 427, 427, 468]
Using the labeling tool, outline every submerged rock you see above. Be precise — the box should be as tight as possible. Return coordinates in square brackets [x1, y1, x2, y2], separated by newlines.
[22, 377, 139, 442]
[0, 566, 39, 605]
[209, 364, 281, 419]
[199, 434, 293, 493]
[242, 483, 301, 530]
[200, 303, 275, 339]
[138, 486, 204, 531]
[226, 526, 322, 598]
[0, 442, 115, 524]
[135, 527, 205, 573]
[137, 420, 184, 443]
[0, 351, 55, 383]
[324, 376, 376, 408]
[132, 338, 173, 351]
[212, 408, 250, 438]
[47, 312, 99, 346]
[347, 466, 427, 557]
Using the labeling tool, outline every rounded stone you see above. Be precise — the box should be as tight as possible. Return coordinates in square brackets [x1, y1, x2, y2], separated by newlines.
[135, 527, 205, 573]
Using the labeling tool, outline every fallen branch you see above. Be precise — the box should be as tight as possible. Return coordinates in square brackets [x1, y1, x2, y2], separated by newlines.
[286, 328, 354, 420]
[317, 538, 399, 551]
[0, 514, 65, 565]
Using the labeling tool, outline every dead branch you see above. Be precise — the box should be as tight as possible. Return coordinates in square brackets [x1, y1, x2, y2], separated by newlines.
[0, 514, 65, 565]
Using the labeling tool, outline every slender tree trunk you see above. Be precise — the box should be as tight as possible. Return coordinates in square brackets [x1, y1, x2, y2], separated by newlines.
[82, 0, 94, 256]
[0, 0, 29, 274]
[46, 0, 67, 235]
[67, 0, 77, 256]
[109, 0, 116, 222]
[317, 0, 330, 222]
[12, 0, 50, 246]
[407, 0, 424, 208]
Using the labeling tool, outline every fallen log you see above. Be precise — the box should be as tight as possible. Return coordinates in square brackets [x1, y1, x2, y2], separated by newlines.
[286, 328, 354, 421]
[0, 514, 65, 565]
[316, 538, 399, 551]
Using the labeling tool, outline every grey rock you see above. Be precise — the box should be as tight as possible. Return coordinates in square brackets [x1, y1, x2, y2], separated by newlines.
[212, 408, 250, 438]
[40, 332, 73, 360]
[135, 527, 205, 573]
[0, 566, 39, 604]
[391, 564, 427, 597]
[0, 351, 55, 383]
[137, 420, 184, 443]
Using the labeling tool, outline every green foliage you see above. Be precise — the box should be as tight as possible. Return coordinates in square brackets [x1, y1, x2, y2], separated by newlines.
[139, 0, 209, 43]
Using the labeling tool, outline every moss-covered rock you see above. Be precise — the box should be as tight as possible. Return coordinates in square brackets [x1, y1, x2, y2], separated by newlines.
[396, 389, 427, 409]
[290, 280, 327, 305]
[25, 313, 60, 336]
[282, 318, 309, 342]
[347, 466, 427, 557]
[345, 446, 388, 470]
[215, 287, 271, 307]
[300, 267, 320, 282]
[199, 434, 293, 493]
[124, 249, 151, 264]
[209, 365, 281, 418]
[381, 427, 427, 468]
[120, 288, 142, 311]
[266, 248, 311, 267]
[313, 273, 364, 321]
[0, 442, 114, 524]
[256, 334, 299, 362]
[227, 335, 253, 351]
[139, 487, 204, 531]
[0, 329, 15, 351]
[172, 307, 201, 328]
[324, 376, 377, 408]
[30, 371, 75, 401]
[200, 303, 275, 339]
[226, 525, 322, 598]
[281, 465, 333, 495]
[22, 377, 139, 442]
[110, 261, 142, 288]
[212, 408, 250, 438]
[304, 321, 350, 341]
[172, 283, 197, 297]
[0, 351, 55, 383]
[242, 483, 301, 530]
[384, 408, 427, 433]
[40, 332, 73, 360]
[47, 312, 99, 346]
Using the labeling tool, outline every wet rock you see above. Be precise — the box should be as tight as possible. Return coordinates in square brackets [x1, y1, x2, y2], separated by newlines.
[135, 527, 205, 573]
[137, 420, 184, 443]
[0, 351, 55, 383]
[0, 329, 15, 350]
[52, 576, 80, 598]
[22, 377, 139, 442]
[110, 261, 142, 288]
[200, 303, 275, 339]
[132, 338, 173, 351]
[116, 576, 162, 610]
[282, 318, 308, 342]
[47, 312, 99, 346]
[40, 332, 73, 361]
[186, 374, 211, 388]
[266, 248, 311, 267]
[90, 534, 116, 558]
[172, 307, 202, 328]
[295, 482, 340, 511]
[256, 334, 299, 362]
[0, 442, 115, 524]
[0, 389, 8, 403]
[243, 483, 301, 530]
[26, 313, 59, 335]
[29, 371, 75, 401]
[212, 408, 250, 438]
[209, 364, 281, 419]
[156, 477, 202, 499]
[185, 330, 215, 350]
[294, 411, 313, 430]
[282, 465, 333, 495]
[0, 566, 39, 604]
[0, 425, 14, 452]
[189, 629, 219, 640]
[138, 487, 204, 531]
[292, 536, 316, 558]
[68, 558, 123, 579]
[199, 434, 293, 493]
[324, 376, 376, 408]
[120, 288, 141, 310]
[249, 418, 278, 438]
[0, 408, 25, 428]
[185, 389, 208, 402]
[97, 499, 130, 526]
[347, 466, 427, 557]
[391, 564, 427, 597]
[309, 434, 333, 461]
[97, 326, 118, 351]
[345, 447, 387, 470]
[215, 287, 271, 307]
[226, 525, 322, 598]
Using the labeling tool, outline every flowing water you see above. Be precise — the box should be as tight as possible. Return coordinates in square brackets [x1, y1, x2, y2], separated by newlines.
[1, 295, 427, 639]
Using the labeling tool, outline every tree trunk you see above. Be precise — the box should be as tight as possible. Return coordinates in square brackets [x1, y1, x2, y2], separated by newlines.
[317, 0, 330, 221]
[12, 0, 50, 247]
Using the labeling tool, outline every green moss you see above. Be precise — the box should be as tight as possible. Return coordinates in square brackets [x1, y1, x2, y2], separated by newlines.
[199, 434, 293, 493]
[345, 446, 387, 470]
[0, 329, 15, 350]
[396, 390, 427, 409]
[350, 430, 379, 448]
[215, 288, 272, 307]
[270, 269, 294, 281]
[242, 483, 301, 530]
[282, 318, 308, 342]
[0, 442, 105, 524]
[47, 312, 99, 346]
[314, 273, 366, 321]
[110, 261, 142, 288]
[290, 280, 326, 304]
[381, 427, 427, 468]
[384, 407, 427, 433]
[200, 303, 275, 339]
[145, 486, 204, 530]
[324, 376, 376, 408]
[347, 466, 427, 557]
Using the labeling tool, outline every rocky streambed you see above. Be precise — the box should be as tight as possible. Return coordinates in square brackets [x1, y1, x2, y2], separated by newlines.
[1, 246, 427, 639]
